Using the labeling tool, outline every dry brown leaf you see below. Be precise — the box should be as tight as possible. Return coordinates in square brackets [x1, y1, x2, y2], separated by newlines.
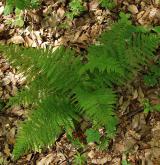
[0, 6, 4, 15]
[91, 155, 111, 164]
[4, 144, 10, 156]
[138, 87, 144, 102]
[9, 35, 25, 44]
[89, 0, 99, 11]
[88, 150, 95, 159]
[115, 142, 125, 153]
[37, 153, 55, 165]
[7, 127, 16, 145]
[24, 36, 34, 47]
[57, 7, 65, 18]
[132, 90, 138, 100]
[78, 33, 89, 43]
[111, 157, 121, 165]
[120, 100, 130, 113]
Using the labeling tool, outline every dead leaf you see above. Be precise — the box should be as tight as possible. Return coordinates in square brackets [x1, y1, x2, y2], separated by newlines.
[89, 0, 100, 11]
[111, 157, 121, 165]
[0, 24, 4, 33]
[78, 33, 89, 43]
[138, 87, 144, 102]
[57, 7, 65, 18]
[132, 90, 138, 100]
[115, 142, 125, 152]
[4, 144, 10, 156]
[91, 155, 111, 164]
[0, 6, 4, 15]
[9, 35, 25, 44]
[7, 127, 16, 144]
[24, 36, 34, 47]
[88, 150, 95, 159]
[37, 153, 55, 165]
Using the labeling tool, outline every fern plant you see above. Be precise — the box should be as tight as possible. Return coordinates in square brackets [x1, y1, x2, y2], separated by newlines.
[66, 0, 85, 20]
[0, 45, 117, 159]
[73, 153, 86, 165]
[83, 13, 159, 86]
[0, 13, 159, 160]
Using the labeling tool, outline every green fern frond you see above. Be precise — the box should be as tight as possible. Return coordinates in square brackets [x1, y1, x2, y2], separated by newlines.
[0, 45, 81, 106]
[82, 13, 160, 86]
[13, 95, 77, 159]
[0, 45, 83, 159]
[8, 76, 48, 106]
[73, 85, 118, 130]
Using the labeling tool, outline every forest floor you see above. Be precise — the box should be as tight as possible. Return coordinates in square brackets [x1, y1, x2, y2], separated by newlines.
[1, 0, 160, 164]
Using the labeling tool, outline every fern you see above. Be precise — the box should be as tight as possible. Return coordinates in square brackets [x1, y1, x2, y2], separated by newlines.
[0, 44, 117, 159]
[82, 13, 160, 86]
[0, 13, 159, 159]
[73, 85, 117, 132]
[66, 0, 85, 20]
[0, 46, 83, 159]
[13, 96, 77, 159]
[0, 46, 81, 106]
[73, 153, 86, 165]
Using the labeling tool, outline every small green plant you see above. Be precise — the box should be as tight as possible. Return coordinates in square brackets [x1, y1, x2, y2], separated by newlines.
[4, 8, 24, 27]
[73, 152, 86, 165]
[13, 8, 24, 27]
[144, 60, 160, 87]
[85, 127, 111, 150]
[67, 131, 85, 149]
[4, 0, 40, 27]
[121, 160, 131, 165]
[85, 128, 101, 144]
[142, 98, 160, 113]
[66, 0, 85, 20]
[143, 99, 153, 113]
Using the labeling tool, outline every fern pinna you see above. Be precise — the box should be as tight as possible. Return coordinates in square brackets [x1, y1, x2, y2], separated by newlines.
[0, 13, 159, 159]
